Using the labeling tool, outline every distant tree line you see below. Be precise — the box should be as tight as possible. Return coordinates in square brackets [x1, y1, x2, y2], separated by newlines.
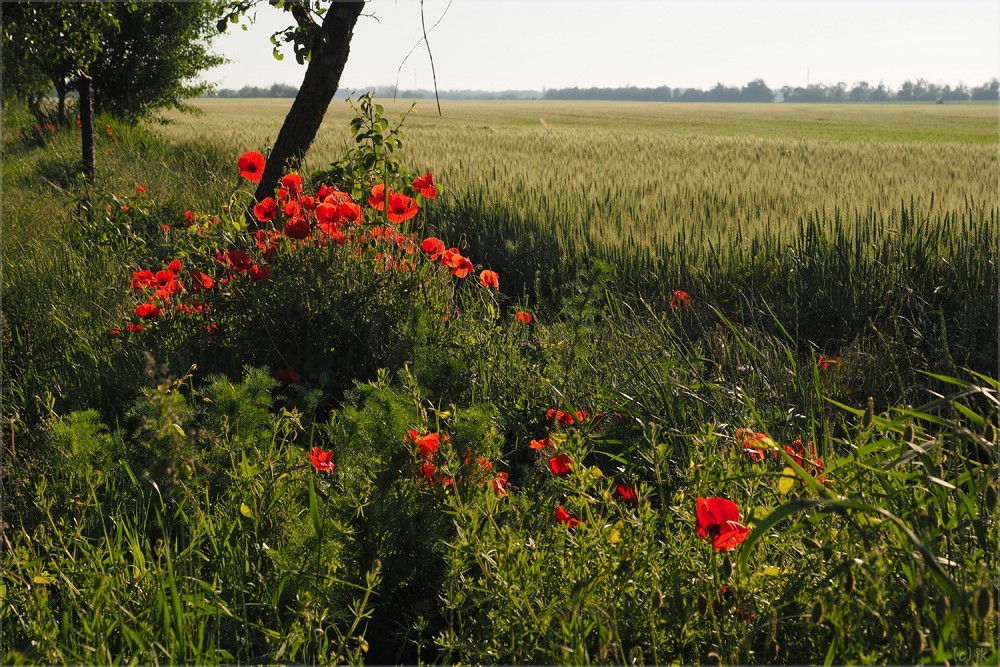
[542, 78, 999, 103]
[210, 78, 998, 102]
[209, 85, 543, 100]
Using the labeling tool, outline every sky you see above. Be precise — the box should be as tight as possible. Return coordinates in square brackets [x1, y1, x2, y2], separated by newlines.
[206, 0, 1000, 92]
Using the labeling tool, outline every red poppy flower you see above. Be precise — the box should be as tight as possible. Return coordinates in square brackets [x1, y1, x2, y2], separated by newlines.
[284, 216, 311, 239]
[669, 289, 692, 309]
[548, 454, 572, 476]
[556, 505, 580, 528]
[479, 270, 500, 290]
[280, 172, 303, 194]
[817, 355, 841, 371]
[127, 322, 144, 333]
[184, 210, 194, 223]
[167, 259, 181, 274]
[310, 446, 336, 473]
[615, 483, 637, 502]
[237, 151, 265, 182]
[442, 248, 474, 278]
[136, 184, 146, 194]
[275, 367, 303, 385]
[220, 249, 252, 273]
[516, 310, 532, 324]
[696, 497, 750, 552]
[407, 430, 442, 459]
[135, 302, 160, 319]
[412, 172, 437, 198]
[419, 460, 436, 483]
[778, 440, 806, 467]
[191, 270, 214, 292]
[529, 437, 549, 450]
[386, 192, 418, 224]
[108, 327, 121, 337]
[249, 264, 271, 282]
[420, 237, 445, 260]
[131, 269, 155, 290]
[368, 184, 388, 211]
[736, 428, 770, 450]
[339, 201, 363, 224]
[546, 408, 576, 427]
[492, 471, 509, 497]
[742, 445, 764, 462]
[253, 197, 277, 223]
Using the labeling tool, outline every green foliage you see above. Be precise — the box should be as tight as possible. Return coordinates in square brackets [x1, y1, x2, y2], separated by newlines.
[312, 91, 417, 202]
[2, 97, 996, 665]
[90, 2, 228, 121]
[2, 2, 225, 123]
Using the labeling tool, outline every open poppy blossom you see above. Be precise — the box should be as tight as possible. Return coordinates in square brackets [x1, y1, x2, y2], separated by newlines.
[516, 310, 532, 324]
[135, 302, 160, 319]
[412, 172, 437, 198]
[615, 483, 637, 502]
[237, 151, 265, 182]
[670, 289, 692, 309]
[191, 270, 214, 292]
[556, 505, 580, 528]
[492, 471, 509, 497]
[407, 430, 442, 459]
[696, 497, 750, 551]
[280, 172, 303, 194]
[420, 237, 445, 260]
[275, 367, 303, 385]
[529, 437, 549, 450]
[339, 201, 363, 224]
[479, 270, 500, 290]
[546, 408, 579, 427]
[386, 192, 418, 224]
[249, 264, 271, 282]
[442, 248, 475, 278]
[368, 184, 388, 211]
[253, 197, 277, 222]
[284, 216, 311, 239]
[817, 355, 841, 370]
[548, 454, 572, 476]
[310, 446, 336, 473]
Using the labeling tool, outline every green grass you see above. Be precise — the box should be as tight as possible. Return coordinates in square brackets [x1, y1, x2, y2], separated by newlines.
[1, 98, 996, 665]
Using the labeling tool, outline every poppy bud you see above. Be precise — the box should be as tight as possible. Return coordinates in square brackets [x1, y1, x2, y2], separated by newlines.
[908, 627, 926, 656]
[697, 594, 709, 615]
[802, 536, 822, 550]
[844, 569, 855, 593]
[934, 594, 948, 619]
[903, 423, 914, 443]
[985, 483, 998, 511]
[973, 587, 994, 620]
[913, 583, 927, 608]
[810, 600, 824, 624]
[984, 422, 997, 446]
[722, 557, 733, 579]
[863, 397, 874, 429]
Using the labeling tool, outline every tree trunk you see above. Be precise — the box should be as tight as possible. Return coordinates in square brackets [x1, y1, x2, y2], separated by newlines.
[253, 1, 363, 203]
[79, 70, 95, 182]
[55, 79, 68, 126]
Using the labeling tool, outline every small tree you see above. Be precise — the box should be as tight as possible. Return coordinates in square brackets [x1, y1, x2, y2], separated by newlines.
[1, 2, 118, 124]
[90, 2, 227, 121]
